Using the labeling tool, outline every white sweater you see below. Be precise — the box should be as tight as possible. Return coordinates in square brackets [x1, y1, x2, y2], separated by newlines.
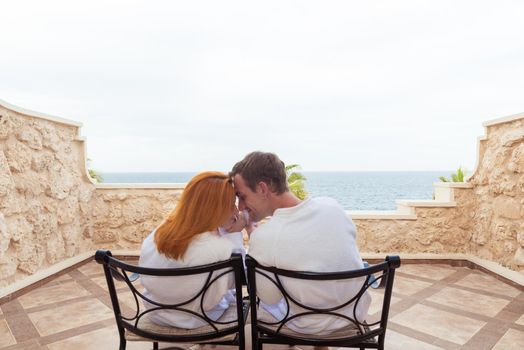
[248, 197, 371, 334]
[139, 230, 244, 329]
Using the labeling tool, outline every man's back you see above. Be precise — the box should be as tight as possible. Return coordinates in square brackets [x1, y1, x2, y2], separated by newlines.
[248, 197, 371, 334]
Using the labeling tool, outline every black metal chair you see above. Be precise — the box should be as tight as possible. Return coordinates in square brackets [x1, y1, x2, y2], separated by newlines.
[95, 250, 249, 350]
[245, 255, 401, 350]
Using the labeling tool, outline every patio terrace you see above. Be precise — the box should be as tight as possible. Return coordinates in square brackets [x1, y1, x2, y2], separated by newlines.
[0, 259, 523, 350]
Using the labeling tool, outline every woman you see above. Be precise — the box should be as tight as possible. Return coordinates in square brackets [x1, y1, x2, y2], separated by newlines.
[139, 171, 246, 328]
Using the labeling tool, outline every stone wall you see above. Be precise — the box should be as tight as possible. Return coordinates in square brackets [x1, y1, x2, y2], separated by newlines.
[468, 116, 524, 270]
[90, 187, 182, 250]
[0, 103, 95, 287]
[0, 101, 183, 287]
[0, 98, 523, 288]
[355, 187, 476, 255]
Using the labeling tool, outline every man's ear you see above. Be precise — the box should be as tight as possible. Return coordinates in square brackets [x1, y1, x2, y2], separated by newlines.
[257, 181, 270, 198]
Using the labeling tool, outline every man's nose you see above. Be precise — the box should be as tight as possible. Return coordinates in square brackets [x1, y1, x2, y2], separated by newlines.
[238, 200, 246, 211]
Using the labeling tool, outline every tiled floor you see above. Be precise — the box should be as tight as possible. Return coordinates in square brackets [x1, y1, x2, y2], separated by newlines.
[0, 261, 523, 350]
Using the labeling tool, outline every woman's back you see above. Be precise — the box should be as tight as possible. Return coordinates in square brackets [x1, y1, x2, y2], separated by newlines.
[139, 230, 239, 328]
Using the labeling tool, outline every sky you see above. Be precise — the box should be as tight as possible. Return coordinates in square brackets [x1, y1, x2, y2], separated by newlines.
[1, 0, 523, 173]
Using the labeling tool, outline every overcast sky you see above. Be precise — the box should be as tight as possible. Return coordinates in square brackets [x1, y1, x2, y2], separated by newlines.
[1, 1, 523, 172]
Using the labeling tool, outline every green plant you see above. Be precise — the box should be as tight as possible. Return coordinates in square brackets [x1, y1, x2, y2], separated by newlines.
[286, 164, 308, 200]
[88, 169, 103, 183]
[439, 166, 466, 182]
[87, 158, 103, 183]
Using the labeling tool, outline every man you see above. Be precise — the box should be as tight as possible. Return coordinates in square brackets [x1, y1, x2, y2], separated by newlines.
[230, 151, 371, 335]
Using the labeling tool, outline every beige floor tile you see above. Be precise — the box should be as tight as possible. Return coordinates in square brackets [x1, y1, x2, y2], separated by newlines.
[28, 299, 113, 336]
[393, 276, 433, 296]
[47, 325, 219, 350]
[18, 281, 91, 309]
[53, 273, 74, 282]
[0, 319, 17, 348]
[427, 287, 511, 317]
[382, 330, 444, 350]
[46, 326, 153, 350]
[399, 264, 456, 280]
[454, 273, 520, 298]
[367, 289, 402, 316]
[492, 328, 524, 350]
[391, 304, 486, 345]
[78, 261, 104, 276]
[515, 313, 524, 326]
[91, 275, 132, 291]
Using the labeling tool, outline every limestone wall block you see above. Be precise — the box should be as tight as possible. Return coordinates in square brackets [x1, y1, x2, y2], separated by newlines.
[106, 202, 124, 228]
[501, 127, 524, 147]
[493, 196, 521, 219]
[92, 228, 119, 243]
[5, 215, 33, 243]
[101, 192, 128, 201]
[46, 231, 66, 264]
[0, 212, 8, 256]
[122, 197, 157, 224]
[46, 166, 75, 199]
[0, 111, 21, 140]
[507, 142, 524, 173]
[57, 196, 79, 225]
[0, 255, 17, 287]
[60, 222, 85, 256]
[34, 213, 59, 241]
[0, 192, 23, 216]
[13, 171, 46, 196]
[15, 241, 46, 274]
[517, 230, 524, 247]
[121, 222, 155, 243]
[5, 139, 32, 173]
[54, 143, 75, 167]
[92, 196, 109, 218]
[16, 127, 43, 150]
[517, 175, 524, 193]
[31, 121, 61, 152]
[0, 150, 15, 197]
[31, 150, 54, 172]
[514, 246, 524, 266]
[78, 185, 95, 203]
[42, 196, 58, 214]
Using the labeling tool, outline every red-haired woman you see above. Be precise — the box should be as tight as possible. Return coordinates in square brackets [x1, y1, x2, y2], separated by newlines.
[139, 171, 247, 328]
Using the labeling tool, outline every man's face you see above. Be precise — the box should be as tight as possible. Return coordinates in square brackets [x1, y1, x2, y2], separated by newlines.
[233, 174, 268, 222]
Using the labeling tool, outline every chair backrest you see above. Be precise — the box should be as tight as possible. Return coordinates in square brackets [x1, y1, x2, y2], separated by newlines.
[246, 255, 401, 349]
[95, 250, 247, 346]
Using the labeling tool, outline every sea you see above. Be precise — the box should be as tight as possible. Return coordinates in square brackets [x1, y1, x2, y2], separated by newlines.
[100, 171, 446, 210]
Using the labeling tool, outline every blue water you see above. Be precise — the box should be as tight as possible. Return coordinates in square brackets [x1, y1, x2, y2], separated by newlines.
[100, 171, 446, 210]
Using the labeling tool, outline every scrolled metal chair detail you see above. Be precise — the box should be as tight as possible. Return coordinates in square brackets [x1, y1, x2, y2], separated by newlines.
[245, 255, 401, 350]
[95, 250, 248, 350]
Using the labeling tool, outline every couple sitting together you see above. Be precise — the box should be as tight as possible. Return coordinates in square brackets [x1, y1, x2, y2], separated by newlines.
[139, 151, 371, 335]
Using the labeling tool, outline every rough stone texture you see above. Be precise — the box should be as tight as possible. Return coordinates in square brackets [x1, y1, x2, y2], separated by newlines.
[0, 151, 15, 197]
[90, 189, 179, 248]
[355, 189, 475, 255]
[469, 118, 524, 270]
[0, 101, 522, 287]
[0, 105, 97, 285]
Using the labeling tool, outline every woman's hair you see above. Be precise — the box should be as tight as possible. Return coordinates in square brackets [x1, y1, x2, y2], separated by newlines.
[154, 171, 235, 260]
